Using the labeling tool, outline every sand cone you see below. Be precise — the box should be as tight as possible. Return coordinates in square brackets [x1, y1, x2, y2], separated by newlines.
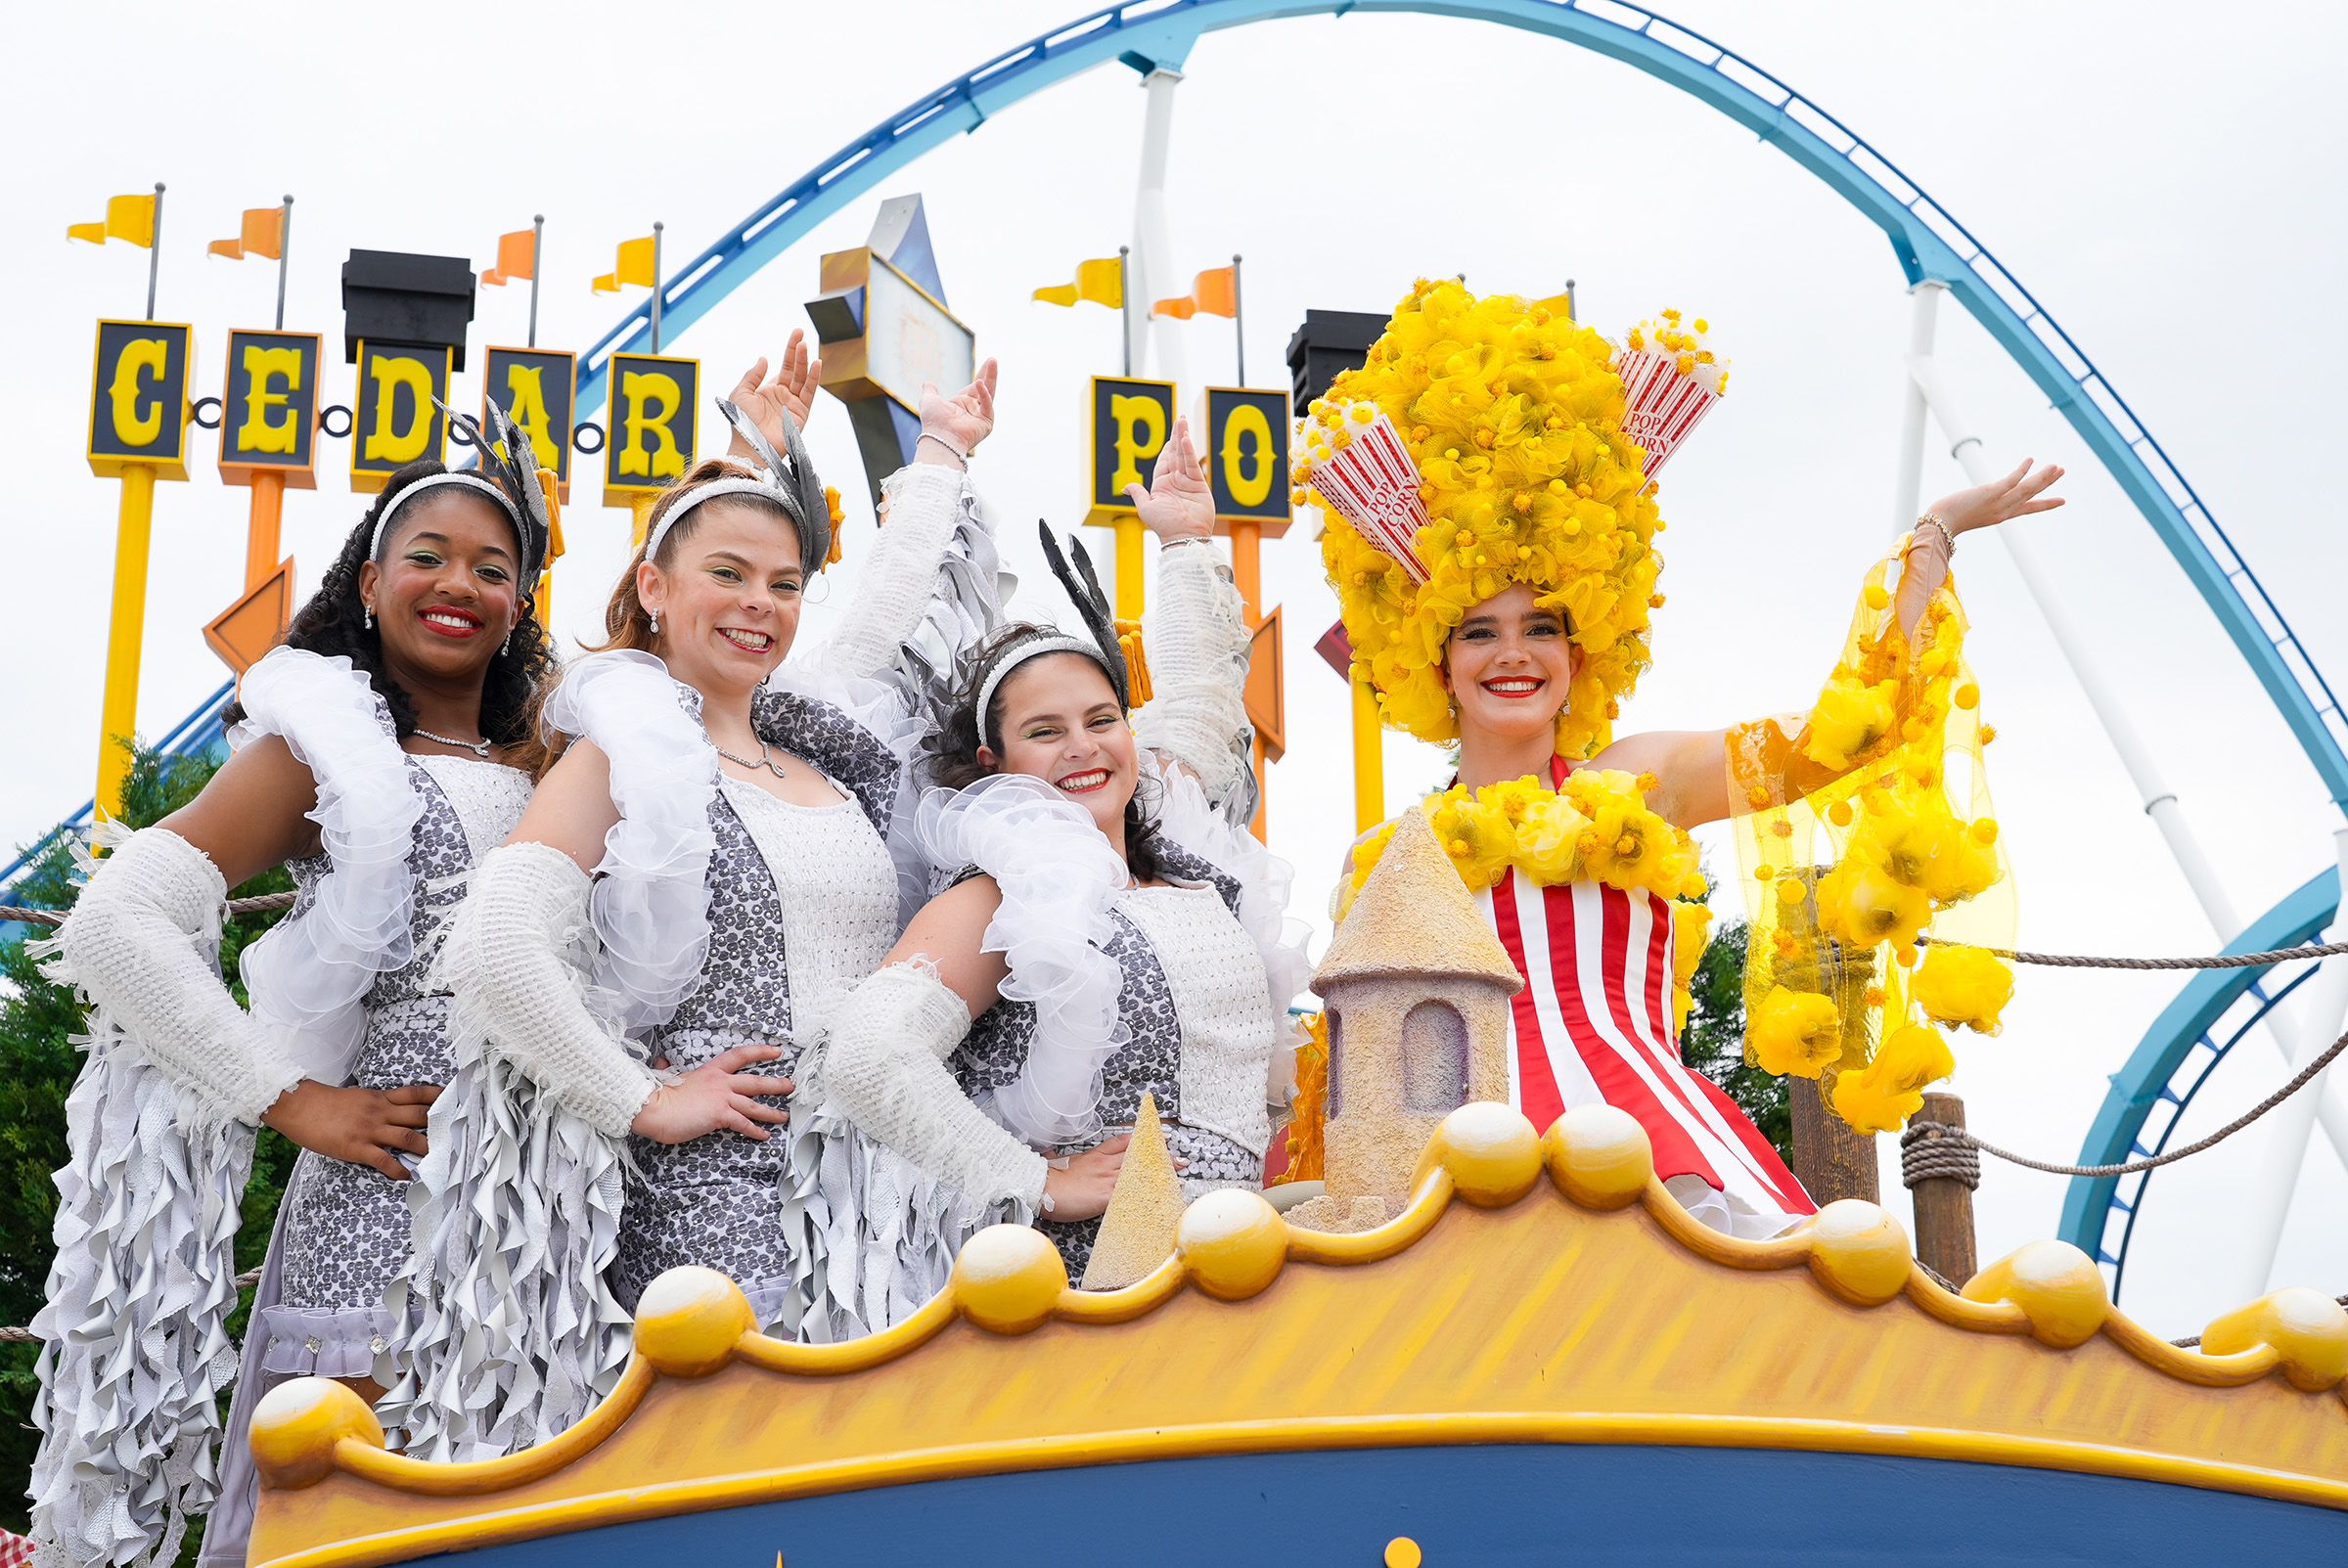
[1080, 1093, 1188, 1290]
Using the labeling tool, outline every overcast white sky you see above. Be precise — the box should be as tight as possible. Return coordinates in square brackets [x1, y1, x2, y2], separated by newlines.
[6, 0, 2344, 1333]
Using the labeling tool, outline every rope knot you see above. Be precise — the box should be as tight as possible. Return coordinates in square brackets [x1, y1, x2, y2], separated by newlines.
[1900, 1120, 1982, 1191]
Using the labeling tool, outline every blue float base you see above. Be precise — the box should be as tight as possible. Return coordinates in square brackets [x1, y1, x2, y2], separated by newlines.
[419, 1443, 2346, 1566]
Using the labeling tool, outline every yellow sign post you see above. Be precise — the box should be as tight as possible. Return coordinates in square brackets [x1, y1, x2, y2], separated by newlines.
[1084, 375, 1175, 619]
[86, 320, 194, 818]
[604, 351, 700, 547]
[1201, 386, 1290, 838]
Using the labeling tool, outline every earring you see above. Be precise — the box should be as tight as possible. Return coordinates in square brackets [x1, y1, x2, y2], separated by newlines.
[649, 609, 660, 636]
[363, 604, 375, 631]
[502, 626, 513, 655]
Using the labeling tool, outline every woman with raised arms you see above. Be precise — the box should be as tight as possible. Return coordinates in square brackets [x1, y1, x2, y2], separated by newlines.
[1310, 282, 2060, 1238]
[822, 418, 1310, 1281]
[391, 356, 1007, 1457]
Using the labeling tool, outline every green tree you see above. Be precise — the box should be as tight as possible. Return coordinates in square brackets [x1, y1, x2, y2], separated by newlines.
[0, 743, 296, 1543]
[1679, 917, 1792, 1162]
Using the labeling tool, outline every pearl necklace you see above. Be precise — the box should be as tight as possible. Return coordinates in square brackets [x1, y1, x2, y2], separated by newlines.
[711, 736, 789, 780]
[414, 729, 492, 759]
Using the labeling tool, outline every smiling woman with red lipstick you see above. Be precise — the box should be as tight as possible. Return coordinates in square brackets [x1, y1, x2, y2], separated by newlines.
[32, 416, 559, 1567]
[823, 420, 1311, 1285]
[1312, 281, 2063, 1242]
[401, 358, 1016, 1452]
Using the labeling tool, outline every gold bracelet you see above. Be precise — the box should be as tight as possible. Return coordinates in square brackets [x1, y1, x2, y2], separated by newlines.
[1911, 514, 1955, 557]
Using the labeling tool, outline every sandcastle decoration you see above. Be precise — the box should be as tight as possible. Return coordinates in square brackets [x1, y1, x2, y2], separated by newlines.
[1080, 1092, 1187, 1290]
[1286, 811, 1523, 1233]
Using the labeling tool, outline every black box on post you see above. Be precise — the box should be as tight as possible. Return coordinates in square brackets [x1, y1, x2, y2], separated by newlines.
[341, 250, 477, 369]
[1285, 309, 1388, 411]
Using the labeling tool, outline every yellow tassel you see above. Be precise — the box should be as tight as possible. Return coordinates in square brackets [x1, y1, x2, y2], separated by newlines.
[1116, 622, 1153, 705]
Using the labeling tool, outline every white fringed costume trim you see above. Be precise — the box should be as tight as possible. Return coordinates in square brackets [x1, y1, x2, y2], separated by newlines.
[379, 841, 638, 1458]
[27, 1015, 256, 1568]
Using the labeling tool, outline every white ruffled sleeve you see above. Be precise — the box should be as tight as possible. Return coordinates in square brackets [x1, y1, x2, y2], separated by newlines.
[807, 462, 998, 684]
[1132, 540, 1256, 818]
[1148, 757, 1315, 1020]
[230, 647, 424, 1085]
[913, 773, 1133, 1148]
[540, 650, 718, 1031]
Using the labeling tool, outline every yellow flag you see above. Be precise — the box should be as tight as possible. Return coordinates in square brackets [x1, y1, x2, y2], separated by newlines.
[592, 235, 656, 294]
[1032, 255, 1122, 309]
[207, 205, 284, 262]
[67, 193, 157, 247]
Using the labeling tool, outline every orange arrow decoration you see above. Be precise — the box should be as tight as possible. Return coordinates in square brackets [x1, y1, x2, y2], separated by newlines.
[1245, 606, 1286, 762]
[204, 559, 294, 674]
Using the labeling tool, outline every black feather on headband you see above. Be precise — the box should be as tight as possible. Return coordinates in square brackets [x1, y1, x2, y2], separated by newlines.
[713, 397, 833, 573]
[1037, 521, 1132, 710]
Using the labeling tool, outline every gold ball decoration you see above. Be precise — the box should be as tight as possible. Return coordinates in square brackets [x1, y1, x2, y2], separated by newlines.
[633, 1267, 757, 1376]
[248, 1376, 384, 1490]
[1962, 1239, 2109, 1348]
[953, 1223, 1070, 1334]
[1178, 1188, 1289, 1301]
[1432, 1101, 1544, 1208]
[1805, 1199, 1915, 1306]
[2200, 1287, 2348, 1392]
[1542, 1103, 1653, 1210]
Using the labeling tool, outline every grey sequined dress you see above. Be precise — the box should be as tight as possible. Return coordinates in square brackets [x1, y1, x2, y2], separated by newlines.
[259, 754, 531, 1376]
[607, 686, 907, 1331]
[950, 842, 1273, 1278]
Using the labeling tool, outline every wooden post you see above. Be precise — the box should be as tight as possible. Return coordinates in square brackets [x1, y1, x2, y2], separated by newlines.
[1789, 1081, 1879, 1207]
[1909, 1089, 1979, 1285]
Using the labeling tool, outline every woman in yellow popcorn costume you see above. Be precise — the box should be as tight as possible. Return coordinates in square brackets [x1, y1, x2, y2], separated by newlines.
[1314, 281, 2062, 1236]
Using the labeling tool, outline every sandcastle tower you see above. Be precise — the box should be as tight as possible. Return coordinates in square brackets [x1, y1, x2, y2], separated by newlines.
[1286, 810, 1522, 1232]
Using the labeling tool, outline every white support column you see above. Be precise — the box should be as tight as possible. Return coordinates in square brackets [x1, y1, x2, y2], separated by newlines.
[1131, 67, 1190, 391]
[1901, 303, 2348, 1172]
[2232, 826, 2348, 1295]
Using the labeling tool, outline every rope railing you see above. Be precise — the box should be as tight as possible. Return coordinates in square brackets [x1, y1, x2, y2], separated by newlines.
[1918, 932, 2348, 971]
[0, 892, 297, 928]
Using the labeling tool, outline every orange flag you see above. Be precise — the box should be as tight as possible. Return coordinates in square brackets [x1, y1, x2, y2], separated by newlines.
[207, 204, 284, 261]
[1151, 264, 1238, 320]
[481, 227, 536, 287]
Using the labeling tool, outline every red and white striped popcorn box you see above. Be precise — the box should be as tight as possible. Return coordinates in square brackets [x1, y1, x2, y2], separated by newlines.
[1616, 347, 1722, 489]
[1306, 405, 1430, 582]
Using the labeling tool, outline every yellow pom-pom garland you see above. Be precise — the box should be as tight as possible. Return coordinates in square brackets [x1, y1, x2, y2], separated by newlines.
[1345, 769, 1709, 1027]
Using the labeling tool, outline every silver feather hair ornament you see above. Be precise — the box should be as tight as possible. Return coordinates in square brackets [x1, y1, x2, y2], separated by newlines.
[713, 396, 833, 573]
[429, 395, 551, 582]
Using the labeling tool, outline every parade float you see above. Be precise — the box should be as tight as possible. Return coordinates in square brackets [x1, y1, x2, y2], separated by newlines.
[13, 5, 2348, 1567]
[238, 814, 2348, 1565]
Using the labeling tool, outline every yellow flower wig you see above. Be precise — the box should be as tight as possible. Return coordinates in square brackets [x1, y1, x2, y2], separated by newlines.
[1300, 279, 1665, 757]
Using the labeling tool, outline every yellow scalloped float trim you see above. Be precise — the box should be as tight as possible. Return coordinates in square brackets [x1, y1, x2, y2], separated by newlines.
[248, 1103, 2348, 1568]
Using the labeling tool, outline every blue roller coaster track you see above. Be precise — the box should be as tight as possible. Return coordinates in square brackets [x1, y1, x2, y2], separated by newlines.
[11, 0, 2336, 1286]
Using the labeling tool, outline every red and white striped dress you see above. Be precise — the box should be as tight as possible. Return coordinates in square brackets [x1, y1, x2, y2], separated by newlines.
[1474, 759, 1815, 1237]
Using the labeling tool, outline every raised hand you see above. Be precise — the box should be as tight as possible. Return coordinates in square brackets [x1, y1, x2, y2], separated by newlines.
[917, 358, 999, 462]
[263, 1081, 439, 1181]
[1929, 459, 2065, 538]
[723, 330, 824, 462]
[631, 1042, 794, 1143]
[1123, 415, 1214, 543]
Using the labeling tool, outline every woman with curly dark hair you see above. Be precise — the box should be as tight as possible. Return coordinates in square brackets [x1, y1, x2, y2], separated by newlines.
[821, 419, 1311, 1287]
[30, 404, 560, 1568]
